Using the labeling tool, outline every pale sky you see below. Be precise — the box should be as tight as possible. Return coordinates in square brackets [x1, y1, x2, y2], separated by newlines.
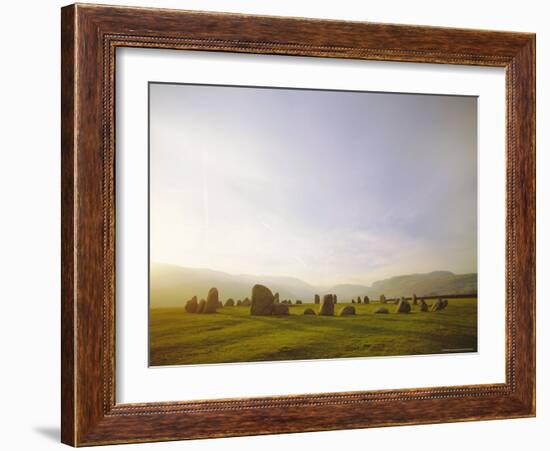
[149, 83, 477, 286]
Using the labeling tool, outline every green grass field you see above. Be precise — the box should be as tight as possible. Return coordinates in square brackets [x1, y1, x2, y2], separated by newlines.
[149, 298, 477, 366]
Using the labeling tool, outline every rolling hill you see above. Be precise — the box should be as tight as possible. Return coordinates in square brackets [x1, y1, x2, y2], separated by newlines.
[150, 264, 477, 308]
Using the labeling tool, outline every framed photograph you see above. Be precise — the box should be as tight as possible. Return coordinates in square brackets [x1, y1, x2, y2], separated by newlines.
[61, 3, 535, 446]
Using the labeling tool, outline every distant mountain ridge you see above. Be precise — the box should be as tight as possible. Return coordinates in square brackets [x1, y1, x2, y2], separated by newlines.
[150, 264, 477, 308]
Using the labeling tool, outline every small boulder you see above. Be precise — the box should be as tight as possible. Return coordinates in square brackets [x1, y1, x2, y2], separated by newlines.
[224, 298, 235, 307]
[203, 288, 219, 313]
[250, 284, 275, 316]
[271, 303, 290, 316]
[303, 308, 316, 315]
[319, 294, 335, 316]
[339, 305, 356, 316]
[374, 307, 389, 314]
[185, 296, 198, 313]
[396, 299, 411, 313]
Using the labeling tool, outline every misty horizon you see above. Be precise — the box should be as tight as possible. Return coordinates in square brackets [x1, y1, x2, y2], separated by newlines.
[151, 260, 477, 290]
[149, 83, 477, 286]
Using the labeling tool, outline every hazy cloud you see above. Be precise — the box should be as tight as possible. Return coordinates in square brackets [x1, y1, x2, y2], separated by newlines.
[149, 83, 477, 285]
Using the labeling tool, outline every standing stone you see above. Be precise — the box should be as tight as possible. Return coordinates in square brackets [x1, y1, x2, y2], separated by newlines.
[185, 296, 198, 313]
[236, 299, 242, 306]
[396, 299, 411, 313]
[357, 296, 362, 304]
[197, 299, 206, 313]
[352, 299, 355, 304]
[272, 303, 290, 316]
[319, 294, 335, 316]
[339, 305, 356, 316]
[420, 299, 429, 312]
[242, 298, 251, 306]
[380, 294, 386, 304]
[203, 288, 219, 313]
[296, 300, 302, 304]
[250, 284, 275, 316]
[288, 300, 293, 305]
[274, 292, 280, 304]
[314, 294, 320, 304]
[363, 296, 370, 304]
[333, 294, 338, 304]
[303, 308, 316, 315]
[374, 307, 389, 314]
[412, 294, 418, 305]
[430, 298, 445, 312]
[225, 298, 235, 307]
[442, 299, 449, 308]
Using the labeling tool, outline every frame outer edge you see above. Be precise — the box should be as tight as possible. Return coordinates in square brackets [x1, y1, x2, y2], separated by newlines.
[513, 35, 536, 415]
[61, 4, 77, 447]
[60, 4, 536, 446]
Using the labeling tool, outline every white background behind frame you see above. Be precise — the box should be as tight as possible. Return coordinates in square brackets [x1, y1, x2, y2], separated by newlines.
[116, 47, 505, 404]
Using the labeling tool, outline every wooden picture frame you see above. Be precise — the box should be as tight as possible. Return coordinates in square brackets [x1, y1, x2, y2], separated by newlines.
[61, 3, 535, 446]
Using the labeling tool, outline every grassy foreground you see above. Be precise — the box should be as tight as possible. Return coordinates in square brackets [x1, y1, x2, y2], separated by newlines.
[149, 298, 477, 366]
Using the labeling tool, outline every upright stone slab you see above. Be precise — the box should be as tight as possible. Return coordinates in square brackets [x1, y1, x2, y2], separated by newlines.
[314, 294, 320, 304]
[224, 298, 235, 307]
[430, 298, 445, 312]
[319, 294, 335, 316]
[363, 296, 370, 304]
[204, 287, 219, 313]
[412, 294, 418, 305]
[380, 294, 386, 304]
[420, 299, 429, 312]
[197, 299, 206, 313]
[250, 284, 275, 316]
[396, 299, 411, 313]
[185, 296, 198, 313]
